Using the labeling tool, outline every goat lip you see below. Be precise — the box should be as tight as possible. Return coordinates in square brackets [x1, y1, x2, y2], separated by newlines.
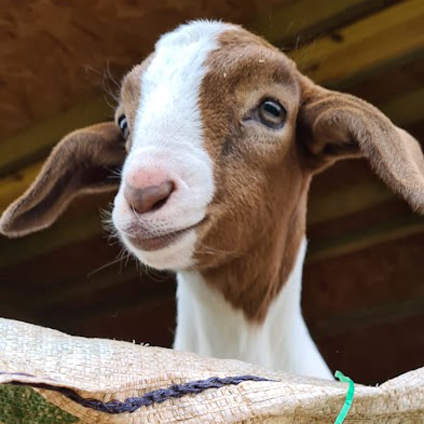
[125, 220, 205, 252]
[126, 231, 185, 251]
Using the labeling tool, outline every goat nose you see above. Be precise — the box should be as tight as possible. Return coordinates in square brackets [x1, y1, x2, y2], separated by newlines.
[124, 180, 174, 214]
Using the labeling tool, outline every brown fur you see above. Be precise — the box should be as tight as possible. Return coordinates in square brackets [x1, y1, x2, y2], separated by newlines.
[298, 74, 424, 211]
[194, 29, 308, 321]
[0, 123, 126, 237]
[190, 29, 424, 321]
[115, 55, 153, 150]
[1, 24, 423, 323]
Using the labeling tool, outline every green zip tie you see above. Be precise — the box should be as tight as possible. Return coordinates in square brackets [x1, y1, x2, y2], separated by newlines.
[334, 371, 355, 424]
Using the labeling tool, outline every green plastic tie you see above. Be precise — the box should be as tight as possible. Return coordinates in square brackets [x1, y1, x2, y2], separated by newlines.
[334, 371, 355, 424]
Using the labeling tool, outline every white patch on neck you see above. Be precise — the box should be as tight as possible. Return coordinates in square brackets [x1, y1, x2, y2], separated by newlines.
[174, 239, 333, 379]
[115, 21, 236, 270]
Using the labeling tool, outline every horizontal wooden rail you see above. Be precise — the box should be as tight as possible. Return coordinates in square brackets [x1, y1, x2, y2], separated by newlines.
[311, 296, 424, 337]
[251, 0, 398, 47]
[290, 0, 424, 86]
[1, 0, 421, 177]
[0, 97, 111, 176]
[306, 214, 424, 263]
[0, 212, 104, 269]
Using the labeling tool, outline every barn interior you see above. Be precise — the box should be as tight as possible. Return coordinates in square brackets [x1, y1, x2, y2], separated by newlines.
[0, 0, 423, 386]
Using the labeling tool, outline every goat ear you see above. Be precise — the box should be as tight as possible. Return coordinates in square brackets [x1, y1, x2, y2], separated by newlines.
[298, 76, 424, 213]
[0, 122, 126, 237]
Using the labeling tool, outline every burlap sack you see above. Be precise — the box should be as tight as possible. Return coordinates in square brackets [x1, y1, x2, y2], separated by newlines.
[0, 318, 422, 423]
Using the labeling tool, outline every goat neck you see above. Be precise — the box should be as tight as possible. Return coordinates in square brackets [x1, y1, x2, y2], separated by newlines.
[174, 239, 332, 378]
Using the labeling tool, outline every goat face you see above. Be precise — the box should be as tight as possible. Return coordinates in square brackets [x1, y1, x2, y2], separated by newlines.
[1, 21, 423, 277]
[112, 22, 306, 271]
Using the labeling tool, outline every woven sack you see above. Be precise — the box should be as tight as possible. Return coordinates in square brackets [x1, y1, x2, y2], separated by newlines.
[0, 318, 423, 423]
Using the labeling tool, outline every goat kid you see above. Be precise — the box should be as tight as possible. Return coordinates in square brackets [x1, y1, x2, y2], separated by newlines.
[1, 21, 424, 380]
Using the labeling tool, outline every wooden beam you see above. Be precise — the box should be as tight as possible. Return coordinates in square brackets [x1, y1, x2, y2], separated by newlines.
[311, 296, 424, 337]
[28, 267, 140, 310]
[0, 162, 42, 213]
[306, 214, 424, 263]
[0, 211, 103, 269]
[2, 187, 423, 270]
[380, 86, 424, 128]
[0, 243, 174, 316]
[0, 97, 111, 176]
[1, 1, 421, 180]
[251, 0, 397, 47]
[308, 177, 393, 226]
[290, 0, 424, 87]
[43, 286, 176, 326]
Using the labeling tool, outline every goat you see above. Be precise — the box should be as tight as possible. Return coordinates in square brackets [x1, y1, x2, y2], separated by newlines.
[1, 21, 423, 380]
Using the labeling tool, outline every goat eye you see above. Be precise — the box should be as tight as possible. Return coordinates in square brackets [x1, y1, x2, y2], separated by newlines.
[257, 99, 286, 129]
[118, 115, 130, 140]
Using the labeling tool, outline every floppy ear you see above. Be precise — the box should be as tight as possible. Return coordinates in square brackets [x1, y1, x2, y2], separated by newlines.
[297, 76, 424, 213]
[0, 122, 126, 237]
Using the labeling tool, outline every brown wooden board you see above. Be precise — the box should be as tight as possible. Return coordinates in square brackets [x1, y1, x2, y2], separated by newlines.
[0, 0, 423, 385]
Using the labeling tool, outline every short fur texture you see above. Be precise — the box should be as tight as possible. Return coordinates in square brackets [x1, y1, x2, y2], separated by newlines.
[175, 239, 332, 378]
[0, 123, 125, 236]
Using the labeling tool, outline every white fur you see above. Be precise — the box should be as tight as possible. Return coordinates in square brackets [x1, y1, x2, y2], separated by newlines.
[113, 21, 235, 270]
[174, 239, 332, 379]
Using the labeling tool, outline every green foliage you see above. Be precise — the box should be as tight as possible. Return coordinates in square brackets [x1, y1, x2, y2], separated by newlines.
[0, 384, 78, 424]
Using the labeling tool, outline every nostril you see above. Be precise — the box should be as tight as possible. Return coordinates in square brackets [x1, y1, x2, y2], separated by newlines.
[124, 180, 174, 215]
[150, 197, 168, 212]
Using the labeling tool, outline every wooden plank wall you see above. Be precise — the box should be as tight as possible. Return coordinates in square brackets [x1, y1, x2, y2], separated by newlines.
[0, 0, 423, 385]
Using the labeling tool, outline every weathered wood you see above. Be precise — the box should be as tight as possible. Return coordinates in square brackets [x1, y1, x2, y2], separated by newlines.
[307, 214, 424, 263]
[45, 285, 176, 326]
[311, 296, 424, 337]
[316, 314, 424, 385]
[29, 267, 140, 310]
[380, 86, 424, 128]
[252, 0, 398, 47]
[0, 162, 42, 212]
[308, 175, 393, 225]
[2, 190, 422, 270]
[290, 0, 424, 86]
[1, 1, 422, 178]
[0, 211, 103, 268]
[0, 98, 111, 176]
[346, 56, 424, 105]
[0, 0, 265, 140]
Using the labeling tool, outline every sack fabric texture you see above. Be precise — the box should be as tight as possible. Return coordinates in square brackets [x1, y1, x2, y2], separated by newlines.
[0, 318, 422, 424]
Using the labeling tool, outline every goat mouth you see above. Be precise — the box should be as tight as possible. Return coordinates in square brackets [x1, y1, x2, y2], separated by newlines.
[125, 220, 205, 252]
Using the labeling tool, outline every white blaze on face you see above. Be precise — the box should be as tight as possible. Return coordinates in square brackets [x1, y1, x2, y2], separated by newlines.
[113, 21, 235, 271]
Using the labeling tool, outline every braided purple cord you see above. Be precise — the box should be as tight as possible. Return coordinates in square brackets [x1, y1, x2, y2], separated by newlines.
[8, 375, 271, 414]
